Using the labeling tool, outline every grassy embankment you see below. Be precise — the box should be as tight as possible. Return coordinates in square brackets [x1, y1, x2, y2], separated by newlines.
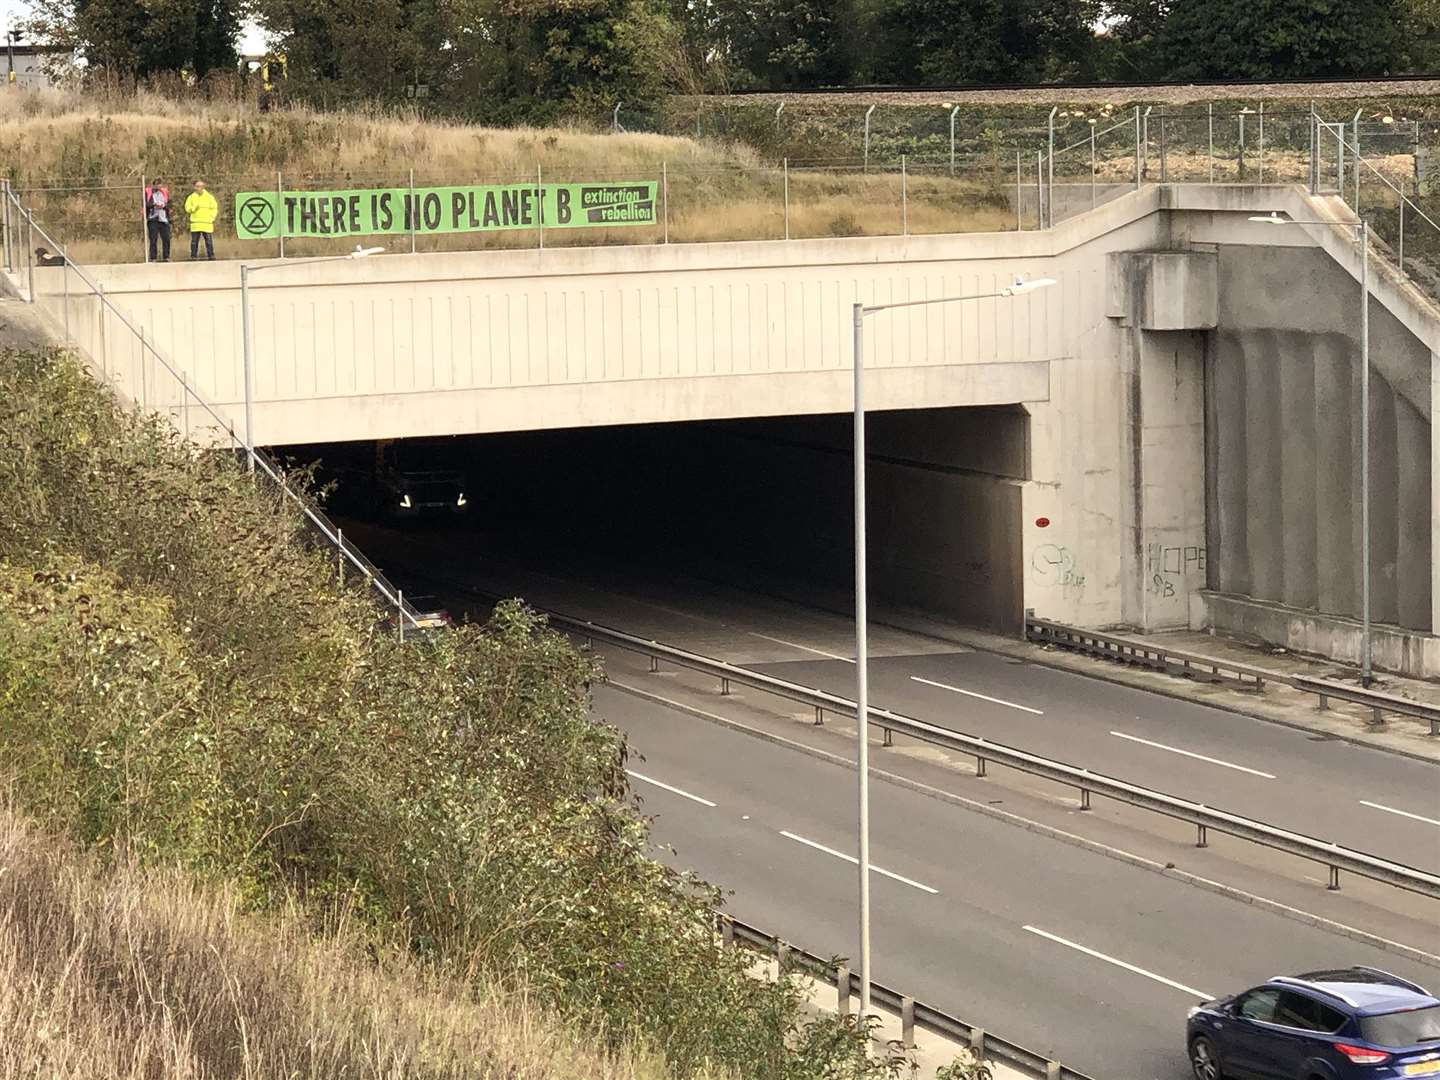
[0, 344, 917, 1079]
[0, 88, 1014, 263]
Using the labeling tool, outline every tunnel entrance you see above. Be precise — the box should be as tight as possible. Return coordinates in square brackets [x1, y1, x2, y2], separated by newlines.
[285, 405, 1030, 636]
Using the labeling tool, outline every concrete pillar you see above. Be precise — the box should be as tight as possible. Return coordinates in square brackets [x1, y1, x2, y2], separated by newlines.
[1209, 331, 1250, 598]
[1245, 331, 1284, 602]
[1434, 351, 1440, 636]
[1395, 394, 1431, 631]
[1279, 335, 1318, 610]
[1369, 376, 1400, 627]
[1313, 335, 1356, 617]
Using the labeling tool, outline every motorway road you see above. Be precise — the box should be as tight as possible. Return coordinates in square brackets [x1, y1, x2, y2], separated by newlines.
[747, 649, 1440, 875]
[599, 684, 1440, 1079]
[368, 539, 1440, 875]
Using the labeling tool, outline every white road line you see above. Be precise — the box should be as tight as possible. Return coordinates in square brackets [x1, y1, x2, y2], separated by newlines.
[778, 830, 939, 894]
[1023, 925, 1211, 1000]
[909, 675, 1044, 715]
[749, 632, 856, 663]
[1360, 800, 1440, 828]
[626, 770, 717, 807]
[1108, 731, 1276, 779]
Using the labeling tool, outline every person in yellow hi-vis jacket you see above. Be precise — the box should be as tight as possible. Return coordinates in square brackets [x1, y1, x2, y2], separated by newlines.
[184, 179, 218, 260]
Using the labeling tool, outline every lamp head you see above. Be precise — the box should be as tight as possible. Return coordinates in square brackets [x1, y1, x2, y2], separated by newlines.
[349, 245, 385, 258]
[1248, 212, 1289, 224]
[1007, 274, 1057, 295]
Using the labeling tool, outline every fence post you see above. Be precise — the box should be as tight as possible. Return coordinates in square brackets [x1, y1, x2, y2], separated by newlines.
[276, 171, 285, 259]
[1159, 106, 1167, 183]
[783, 157, 790, 241]
[900, 154, 907, 237]
[1208, 103, 1215, 184]
[1399, 197, 1405, 276]
[1016, 150, 1022, 231]
[949, 105, 959, 175]
[409, 167, 417, 254]
[1047, 106, 1056, 226]
[836, 964, 851, 1015]
[1134, 107, 1141, 190]
[1353, 108, 1362, 206]
[141, 171, 150, 263]
[1257, 101, 1265, 183]
[2, 179, 11, 272]
[25, 209, 35, 302]
[612, 101, 623, 134]
[1091, 122, 1097, 208]
[863, 104, 876, 173]
[661, 160, 669, 244]
[900, 996, 915, 1049]
[1141, 106, 1151, 181]
[62, 256, 70, 341]
[1036, 150, 1043, 228]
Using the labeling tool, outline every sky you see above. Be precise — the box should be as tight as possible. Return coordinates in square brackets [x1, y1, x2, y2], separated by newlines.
[3, 0, 268, 54]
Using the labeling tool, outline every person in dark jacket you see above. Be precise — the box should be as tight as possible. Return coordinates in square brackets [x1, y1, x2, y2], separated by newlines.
[33, 247, 67, 266]
[144, 177, 171, 262]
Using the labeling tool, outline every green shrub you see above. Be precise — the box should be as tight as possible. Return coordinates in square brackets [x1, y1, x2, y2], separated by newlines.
[0, 346, 890, 1078]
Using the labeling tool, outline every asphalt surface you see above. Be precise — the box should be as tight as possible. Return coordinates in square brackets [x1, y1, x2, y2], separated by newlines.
[601, 684, 1440, 1080]
[748, 649, 1440, 874]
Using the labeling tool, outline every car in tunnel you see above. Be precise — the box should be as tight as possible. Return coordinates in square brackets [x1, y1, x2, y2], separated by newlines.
[317, 439, 470, 522]
[1186, 967, 1440, 1080]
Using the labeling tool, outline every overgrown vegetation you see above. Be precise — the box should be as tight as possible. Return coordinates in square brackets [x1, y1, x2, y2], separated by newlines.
[0, 345, 904, 1078]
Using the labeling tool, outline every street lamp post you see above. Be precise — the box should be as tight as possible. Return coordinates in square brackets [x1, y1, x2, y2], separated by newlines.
[850, 273, 1055, 1012]
[1249, 212, 1372, 684]
[239, 245, 383, 470]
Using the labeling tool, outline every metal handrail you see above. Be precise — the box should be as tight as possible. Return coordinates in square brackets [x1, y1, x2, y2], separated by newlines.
[446, 589, 1440, 900]
[0, 185, 422, 629]
[723, 915, 1093, 1080]
[1024, 616, 1440, 736]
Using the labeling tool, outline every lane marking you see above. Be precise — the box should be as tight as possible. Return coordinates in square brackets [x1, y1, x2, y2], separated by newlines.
[749, 632, 855, 663]
[1108, 731, 1276, 779]
[1022, 925, 1211, 1000]
[626, 770, 717, 807]
[1360, 800, 1440, 828]
[909, 675, 1044, 716]
[779, 830, 939, 894]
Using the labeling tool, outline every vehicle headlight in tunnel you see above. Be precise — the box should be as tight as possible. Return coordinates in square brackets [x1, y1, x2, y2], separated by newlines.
[400, 493, 412, 508]
[456, 493, 467, 507]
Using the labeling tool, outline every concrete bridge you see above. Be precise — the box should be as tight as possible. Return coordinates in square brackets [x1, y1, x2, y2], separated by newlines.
[20, 183, 1440, 676]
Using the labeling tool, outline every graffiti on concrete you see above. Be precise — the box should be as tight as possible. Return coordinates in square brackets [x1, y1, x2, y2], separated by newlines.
[1147, 543, 1205, 598]
[1032, 543, 1086, 593]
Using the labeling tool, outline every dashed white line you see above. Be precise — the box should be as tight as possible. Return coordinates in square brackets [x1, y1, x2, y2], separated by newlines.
[778, 830, 939, 894]
[1109, 731, 1276, 779]
[626, 770, 717, 807]
[1360, 800, 1440, 828]
[1022, 926, 1211, 999]
[749, 632, 856, 663]
[909, 675, 1044, 715]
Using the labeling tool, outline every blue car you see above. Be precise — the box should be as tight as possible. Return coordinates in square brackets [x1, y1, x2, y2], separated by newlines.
[1187, 967, 1440, 1079]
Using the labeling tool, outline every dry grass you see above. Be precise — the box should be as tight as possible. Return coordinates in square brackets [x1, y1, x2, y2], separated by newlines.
[2, 88, 1021, 263]
[0, 804, 696, 1080]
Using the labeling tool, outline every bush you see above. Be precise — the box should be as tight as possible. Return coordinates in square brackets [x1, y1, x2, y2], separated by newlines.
[0, 346, 887, 1078]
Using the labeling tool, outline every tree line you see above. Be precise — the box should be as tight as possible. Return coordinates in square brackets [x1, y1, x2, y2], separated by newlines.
[26, 0, 1440, 121]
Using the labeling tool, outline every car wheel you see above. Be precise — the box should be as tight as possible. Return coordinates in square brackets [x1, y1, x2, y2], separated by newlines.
[1189, 1036, 1224, 1080]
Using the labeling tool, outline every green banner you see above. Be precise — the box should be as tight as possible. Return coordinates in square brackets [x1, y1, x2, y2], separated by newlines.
[234, 182, 657, 240]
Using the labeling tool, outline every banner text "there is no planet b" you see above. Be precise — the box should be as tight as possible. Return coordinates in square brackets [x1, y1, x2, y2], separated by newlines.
[234, 182, 657, 239]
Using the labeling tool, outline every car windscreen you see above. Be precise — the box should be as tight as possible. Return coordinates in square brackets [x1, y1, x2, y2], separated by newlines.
[1359, 1005, 1440, 1048]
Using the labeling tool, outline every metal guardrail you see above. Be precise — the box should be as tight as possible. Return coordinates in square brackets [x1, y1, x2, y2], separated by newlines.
[722, 915, 1093, 1080]
[482, 600, 1440, 900]
[1024, 615, 1440, 736]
